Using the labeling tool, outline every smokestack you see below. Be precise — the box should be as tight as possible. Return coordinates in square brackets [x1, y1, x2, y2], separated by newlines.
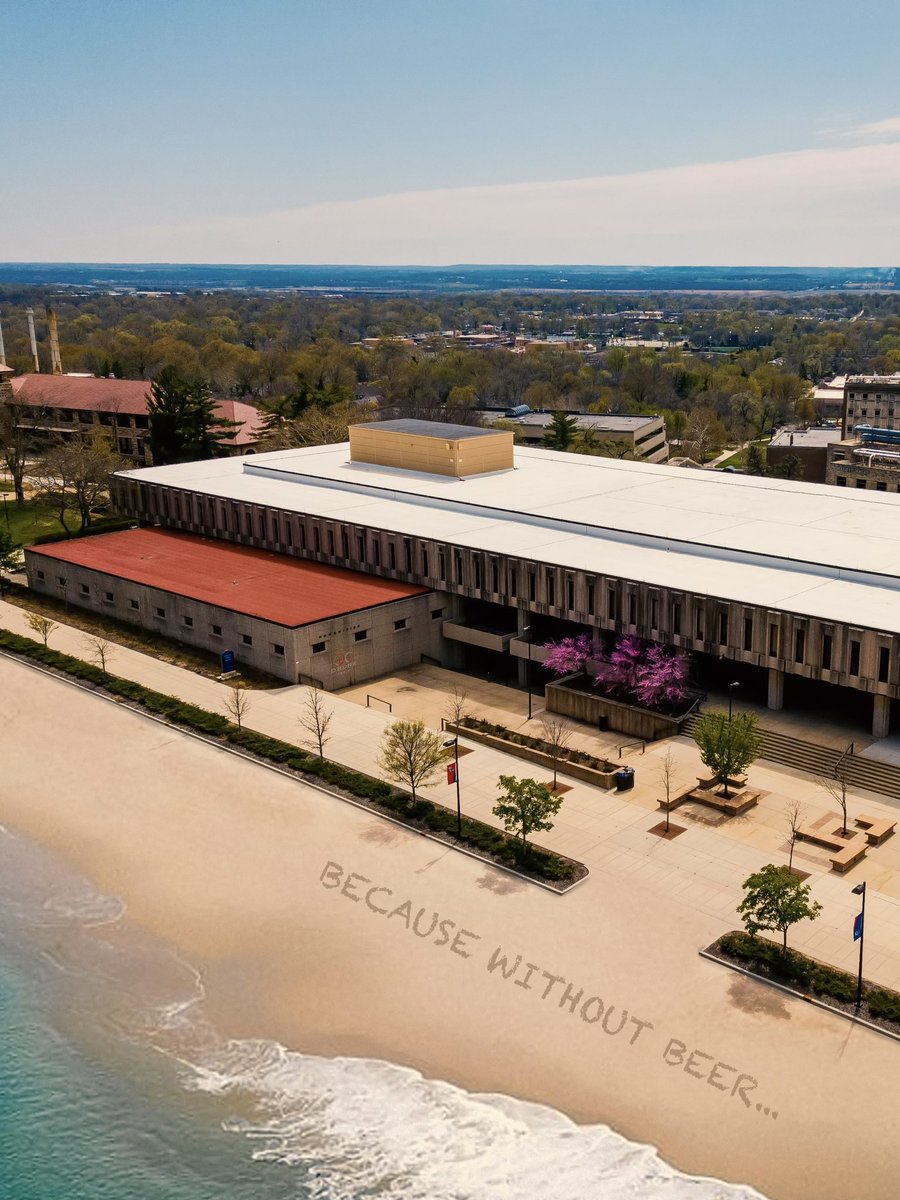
[0, 310, 6, 366]
[46, 306, 63, 375]
[26, 307, 40, 372]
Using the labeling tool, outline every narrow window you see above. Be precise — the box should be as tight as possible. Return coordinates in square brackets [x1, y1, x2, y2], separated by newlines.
[529, 570, 536, 602]
[672, 600, 681, 635]
[566, 577, 575, 612]
[431, 607, 444, 620]
[696, 609, 704, 641]
[241, 633, 253, 647]
[587, 582, 595, 617]
[342, 530, 350, 558]
[357, 533, 365, 561]
[491, 560, 499, 593]
[849, 640, 860, 676]
[312, 641, 326, 653]
[372, 539, 380, 568]
[876, 481, 887, 492]
[629, 593, 637, 625]
[794, 628, 805, 664]
[474, 558, 482, 590]
[769, 623, 778, 657]
[403, 538, 412, 571]
[422, 548, 429, 576]
[608, 586, 616, 620]
[314, 526, 321, 553]
[272, 643, 285, 656]
[454, 552, 463, 582]
[389, 543, 397, 570]
[719, 611, 728, 646]
[354, 629, 368, 643]
[650, 594, 658, 629]
[510, 567, 519, 599]
[393, 618, 407, 632]
[439, 550, 447, 580]
[328, 529, 335, 555]
[822, 634, 832, 670]
[743, 616, 752, 652]
[879, 646, 890, 683]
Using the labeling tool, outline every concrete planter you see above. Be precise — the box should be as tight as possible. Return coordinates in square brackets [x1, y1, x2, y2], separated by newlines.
[450, 721, 622, 790]
[546, 675, 685, 740]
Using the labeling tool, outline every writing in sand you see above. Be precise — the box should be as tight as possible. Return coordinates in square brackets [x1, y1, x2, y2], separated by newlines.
[320, 860, 779, 1120]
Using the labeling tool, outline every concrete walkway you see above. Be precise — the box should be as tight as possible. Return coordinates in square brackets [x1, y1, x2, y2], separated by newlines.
[4, 597, 900, 991]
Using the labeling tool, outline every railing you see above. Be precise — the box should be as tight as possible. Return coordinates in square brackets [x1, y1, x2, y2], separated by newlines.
[616, 738, 646, 757]
[366, 694, 392, 712]
[834, 740, 855, 777]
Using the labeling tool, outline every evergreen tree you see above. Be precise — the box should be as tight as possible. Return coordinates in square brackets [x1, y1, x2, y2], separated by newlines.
[542, 411, 579, 451]
[744, 442, 768, 476]
[148, 366, 238, 465]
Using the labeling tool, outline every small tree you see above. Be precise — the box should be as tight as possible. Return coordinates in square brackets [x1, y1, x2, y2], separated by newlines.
[443, 686, 472, 732]
[743, 442, 768, 476]
[539, 716, 572, 789]
[224, 682, 252, 730]
[659, 746, 678, 834]
[542, 633, 593, 677]
[819, 772, 850, 837]
[493, 775, 563, 857]
[378, 719, 446, 806]
[83, 634, 115, 677]
[541, 411, 578, 451]
[784, 798, 806, 871]
[693, 710, 762, 798]
[299, 686, 333, 758]
[25, 612, 57, 646]
[737, 864, 822, 952]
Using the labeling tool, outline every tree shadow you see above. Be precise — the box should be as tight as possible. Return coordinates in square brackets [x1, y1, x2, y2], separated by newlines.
[475, 872, 528, 895]
[727, 974, 792, 1021]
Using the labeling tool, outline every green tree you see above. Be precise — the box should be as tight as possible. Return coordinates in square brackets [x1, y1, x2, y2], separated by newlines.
[542, 411, 578, 451]
[743, 442, 768, 475]
[147, 366, 238, 465]
[493, 774, 563, 856]
[29, 429, 122, 533]
[774, 452, 803, 481]
[378, 719, 446, 806]
[693, 710, 762, 798]
[737, 863, 822, 952]
[0, 527, 18, 593]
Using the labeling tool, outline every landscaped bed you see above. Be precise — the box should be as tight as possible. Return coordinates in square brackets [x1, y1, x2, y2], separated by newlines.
[453, 716, 622, 788]
[0, 629, 586, 891]
[706, 931, 900, 1036]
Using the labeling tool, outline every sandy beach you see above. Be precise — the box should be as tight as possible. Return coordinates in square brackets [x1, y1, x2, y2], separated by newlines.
[3, 654, 899, 1200]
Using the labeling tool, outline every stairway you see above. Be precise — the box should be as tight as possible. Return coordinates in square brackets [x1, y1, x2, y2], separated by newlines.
[680, 714, 900, 803]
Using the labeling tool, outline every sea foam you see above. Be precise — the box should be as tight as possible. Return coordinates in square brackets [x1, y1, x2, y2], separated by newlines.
[176, 1036, 768, 1200]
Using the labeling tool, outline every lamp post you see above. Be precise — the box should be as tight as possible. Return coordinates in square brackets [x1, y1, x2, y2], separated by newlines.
[522, 623, 533, 720]
[852, 881, 867, 1009]
[728, 680, 740, 722]
[442, 736, 462, 838]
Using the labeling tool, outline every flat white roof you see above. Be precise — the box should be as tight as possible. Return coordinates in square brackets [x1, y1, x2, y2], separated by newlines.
[120, 444, 900, 635]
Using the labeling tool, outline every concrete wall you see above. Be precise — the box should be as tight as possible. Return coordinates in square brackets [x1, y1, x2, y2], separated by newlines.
[25, 550, 448, 688]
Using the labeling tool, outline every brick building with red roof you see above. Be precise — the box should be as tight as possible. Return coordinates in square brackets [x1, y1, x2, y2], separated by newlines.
[8, 373, 263, 463]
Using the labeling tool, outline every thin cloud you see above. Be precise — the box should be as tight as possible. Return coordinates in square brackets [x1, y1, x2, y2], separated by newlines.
[7, 139, 899, 265]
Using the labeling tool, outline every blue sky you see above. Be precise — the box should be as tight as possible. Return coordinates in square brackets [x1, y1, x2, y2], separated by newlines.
[2, 0, 899, 263]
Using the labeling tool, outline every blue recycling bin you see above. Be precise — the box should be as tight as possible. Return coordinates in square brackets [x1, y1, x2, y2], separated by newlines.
[614, 766, 635, 792]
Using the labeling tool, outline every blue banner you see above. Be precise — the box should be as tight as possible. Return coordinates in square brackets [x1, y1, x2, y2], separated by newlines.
[853, 912, 863, 942]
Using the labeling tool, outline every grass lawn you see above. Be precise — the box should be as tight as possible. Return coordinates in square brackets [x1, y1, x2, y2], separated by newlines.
[2, 498, 72, 547]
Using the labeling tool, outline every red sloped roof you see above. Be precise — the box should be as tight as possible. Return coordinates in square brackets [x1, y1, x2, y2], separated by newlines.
[10, 374, 261, 445]
[28, 528, 430, 628]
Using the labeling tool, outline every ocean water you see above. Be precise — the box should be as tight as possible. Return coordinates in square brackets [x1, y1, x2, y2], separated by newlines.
[0, 825, 766, 1200]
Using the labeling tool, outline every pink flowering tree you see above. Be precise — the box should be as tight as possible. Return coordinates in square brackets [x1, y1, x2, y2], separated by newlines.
[542, 633, 593, 676]
[633, 643, 691, 710]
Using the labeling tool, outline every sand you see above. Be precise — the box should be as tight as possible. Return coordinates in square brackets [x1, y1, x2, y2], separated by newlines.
[3, 654, 899, 1200]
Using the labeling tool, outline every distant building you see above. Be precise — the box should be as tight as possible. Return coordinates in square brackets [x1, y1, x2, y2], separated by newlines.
[842, 373, 900, 438]
[7, 374, 263, 464]
[478, 410, 668, 463]
[812, 375, 846, 421]
[822, 374, 900, 491]
[767, 427, 842, 483]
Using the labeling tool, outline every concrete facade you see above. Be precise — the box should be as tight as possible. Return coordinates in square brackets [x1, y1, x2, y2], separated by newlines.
[842, 373, 900, 439]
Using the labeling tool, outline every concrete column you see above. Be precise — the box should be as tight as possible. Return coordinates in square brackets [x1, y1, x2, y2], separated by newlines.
[873, 694, 891, 739]
[767, 667, 784, 711]
[517, 610, 530, 687]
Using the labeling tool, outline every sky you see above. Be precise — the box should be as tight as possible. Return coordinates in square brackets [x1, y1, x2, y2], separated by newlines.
[2, 0, 899, 265]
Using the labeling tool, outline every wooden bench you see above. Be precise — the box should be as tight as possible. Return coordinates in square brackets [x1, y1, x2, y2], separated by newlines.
[855, 814, 897, 845]
[687, 787, 759, 816]
[696, 774, 747, 792]
[796, 821, 868, 872]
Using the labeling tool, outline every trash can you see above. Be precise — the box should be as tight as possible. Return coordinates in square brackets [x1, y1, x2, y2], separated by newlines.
[614, 766, 635, 792]
[597, 715, 609, 732]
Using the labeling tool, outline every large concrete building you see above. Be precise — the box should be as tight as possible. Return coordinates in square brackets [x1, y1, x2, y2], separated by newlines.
[825, 374, 900, 491]
[105, 418, 900, 737]
[479, 410, 669, 462]
[841, 373, 900, 438]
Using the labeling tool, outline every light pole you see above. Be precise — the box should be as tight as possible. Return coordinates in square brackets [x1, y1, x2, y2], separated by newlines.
[442, 736, 462, 838]
[728, 680, 740, 722]
[522, 623, 533, 720]
[852, 881, 866, 1009]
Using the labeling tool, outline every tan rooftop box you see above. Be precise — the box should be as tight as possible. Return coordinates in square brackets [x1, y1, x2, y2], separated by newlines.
[350, 419, 514, 478]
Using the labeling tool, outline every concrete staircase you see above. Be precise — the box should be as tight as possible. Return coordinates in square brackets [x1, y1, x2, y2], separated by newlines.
[680, 714, 900, 803]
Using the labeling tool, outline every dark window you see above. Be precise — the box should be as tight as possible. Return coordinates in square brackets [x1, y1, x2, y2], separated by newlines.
[58, 576, 66, 586]
[608, 586, 616, 620]
[794, 628, 805, 663]
[183, 615, 193, 628]
[769, 624, 778, 657]
[439, 551, 446, 580]
[312, 641, 326, 653]
[849, 640, 860, 676]
[743, 617, 753, 652]
[272, 643, 285, 656]
[529, 570, 536, 602]
[879, 646, 890, 683]
[156, 607, 166, 619]
[422, 549, 429, 576]
[36, 569, 45, 580]
[103, 590, 113, 602]
[696, 609, 703, 641]
[836, 476, 847, 486]
[543, 571, 551, 606]
[357, 533, 365, 561]
[80, 583, 90, 595]
[129, 598, 139, 610]
[211, 624, 222, 637]
[629, 594, 637, 625]
[403, 538, 412, 571]
[510, 568, 519, 599]
[393, 618, 407, 631]
[650, 594, 658, 628]
[856, 479, 867, 489]
[876, 481, 887, 492]
[454, 552, 463, 582]
[258, 512, 266, 538]
[491, 560, 499, 593]
[587, 582, 595, 617]
[389, 543, 397, 570]
[328, 529, 335, 555]
[719, 611, 728, 646]
[821, 634, 832, 670]
[342, 530, 350, 558]
[431, 607, 444, 620]
[566, 577, 575, 611]
[241, 633, 253, 646]
[285, 519, 293, 547]
[354, 629, 368, 642]
[314, 526, 321, 553]
[672, 601, 681, 635]
[372, 539, 380, 567]
[474, 558, 482, 590]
